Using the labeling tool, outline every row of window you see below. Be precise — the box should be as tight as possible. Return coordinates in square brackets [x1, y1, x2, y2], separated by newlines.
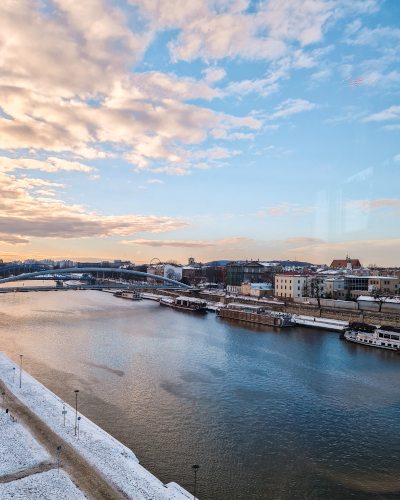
[278, 279, 302, 284]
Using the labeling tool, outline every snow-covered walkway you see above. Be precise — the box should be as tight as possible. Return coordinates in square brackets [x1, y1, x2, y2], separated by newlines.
[0, 351, 194, 500]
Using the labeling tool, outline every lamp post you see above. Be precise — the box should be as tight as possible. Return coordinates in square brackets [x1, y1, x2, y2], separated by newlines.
[12, 367, 15, 384]
[78, 416, 81, 440]
[74, 390, 79, 436]
[19, 355, 23, 388]
[192, 465, 199, 500]
[1, 392, 4, 412]
[57, 446, 61, 473]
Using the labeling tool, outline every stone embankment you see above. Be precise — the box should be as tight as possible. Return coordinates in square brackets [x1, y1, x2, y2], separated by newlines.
[139, 288, 400, 327]
[0, 351, 195, 500]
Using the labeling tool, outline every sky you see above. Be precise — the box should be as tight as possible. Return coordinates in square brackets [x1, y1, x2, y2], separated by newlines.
[0, 0, 399, 266]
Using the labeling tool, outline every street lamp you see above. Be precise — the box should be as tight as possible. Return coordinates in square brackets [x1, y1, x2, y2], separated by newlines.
[77, 416, 81, 440]
[12, 367, 15, 384]
[19, 355, 23, 388]
[192, 465, 199, 500]
[1, 392, 4, 412]
[74, 390, 79, 436]
[57, 446, 61, 473]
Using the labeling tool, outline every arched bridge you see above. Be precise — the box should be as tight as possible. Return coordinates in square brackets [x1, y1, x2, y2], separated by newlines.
[0, 267, 193, 290]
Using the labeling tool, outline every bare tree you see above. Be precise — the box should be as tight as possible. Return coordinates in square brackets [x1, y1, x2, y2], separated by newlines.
[303, 277, 325, 307]
[370, 288, 395, 312]
[165, 268, 181, 281]
[262, 267, 282, 292]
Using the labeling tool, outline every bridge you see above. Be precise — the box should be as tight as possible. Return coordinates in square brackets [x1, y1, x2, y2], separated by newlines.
[0, 264, 96, 283]
[0, 267, 194, 291]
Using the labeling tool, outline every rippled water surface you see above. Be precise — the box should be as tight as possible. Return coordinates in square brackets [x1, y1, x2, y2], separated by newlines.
[1, 289, 400, 499]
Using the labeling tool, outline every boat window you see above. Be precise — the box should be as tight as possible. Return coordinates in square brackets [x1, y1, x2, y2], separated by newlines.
[369, 341, 372, 344]
[384, 334, 390, 339]
[391, 335, 399, 340]
[379, 333, 383, 338]
[388, 344, 392, 347]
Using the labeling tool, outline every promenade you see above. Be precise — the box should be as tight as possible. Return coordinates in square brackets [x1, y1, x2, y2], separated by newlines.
[0, 351, 194, 500]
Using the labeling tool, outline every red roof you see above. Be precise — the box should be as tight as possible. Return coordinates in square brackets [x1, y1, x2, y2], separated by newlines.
[330, 259, 361, 268]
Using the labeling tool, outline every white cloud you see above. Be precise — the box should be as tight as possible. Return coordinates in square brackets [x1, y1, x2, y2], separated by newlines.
[147, 179, 164, 184]
[364, 105, 400, 122]
[268, 98, 316, 119]
[0, 157, 96, 173]
[202, 67, 227, 83]
[120, 237, 258, 248]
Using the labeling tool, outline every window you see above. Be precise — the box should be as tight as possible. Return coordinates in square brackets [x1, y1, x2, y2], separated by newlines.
[298, 286, 300, 290]
[290, 286, 291, 290]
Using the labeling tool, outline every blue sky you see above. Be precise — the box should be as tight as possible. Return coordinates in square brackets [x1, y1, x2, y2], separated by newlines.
[0, 0, 399, 265]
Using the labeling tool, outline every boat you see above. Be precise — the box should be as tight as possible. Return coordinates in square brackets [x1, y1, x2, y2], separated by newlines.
[159, 296, 207, 312]
[217, 303, 295, 327]
[342, 322, 400, 351]
[114, 291, 142, 300]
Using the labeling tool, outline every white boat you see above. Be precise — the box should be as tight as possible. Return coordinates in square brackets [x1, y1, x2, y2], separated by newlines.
[160, 296, 207, 312]
[343, 322, 400, 351]
[114, 291, 142, 300]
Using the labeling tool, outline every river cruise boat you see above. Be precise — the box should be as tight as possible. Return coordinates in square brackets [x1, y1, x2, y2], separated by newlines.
[342, 322, 400, 351]
[114, 291, 142, 300]
[217, 303, 296, 328]
[160, 296, 207, 312]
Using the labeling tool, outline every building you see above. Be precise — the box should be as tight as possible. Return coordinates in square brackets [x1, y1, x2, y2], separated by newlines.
[333, 276, 399, 300]
[243, 261, 266, 283]
[164, 264, 182, 281]
[275, 273, 309, 298]
[147, 264, 165, 285]
[226, 263, 244, 286]
[330, 258, 361, 269]
[241, 282, 273, 298]
[326, 278, 345, 297]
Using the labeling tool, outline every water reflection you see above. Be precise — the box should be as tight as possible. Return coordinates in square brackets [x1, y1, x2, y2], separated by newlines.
[0, 290, 399, 499]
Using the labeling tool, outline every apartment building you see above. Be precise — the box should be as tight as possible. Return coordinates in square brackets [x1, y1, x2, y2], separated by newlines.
[275, 273, 308, 298]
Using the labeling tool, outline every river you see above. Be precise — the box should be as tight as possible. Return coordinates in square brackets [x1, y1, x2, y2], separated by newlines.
[0, 288, 399, 499]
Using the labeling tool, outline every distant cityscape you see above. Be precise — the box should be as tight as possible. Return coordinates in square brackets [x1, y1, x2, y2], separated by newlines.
[2, 255, 399, 307]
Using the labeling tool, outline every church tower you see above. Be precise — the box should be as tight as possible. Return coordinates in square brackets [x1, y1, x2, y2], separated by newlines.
[346, 255, 352, 272]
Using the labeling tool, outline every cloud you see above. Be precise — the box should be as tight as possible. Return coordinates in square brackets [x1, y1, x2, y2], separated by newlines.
[382, 124, 400, 131]
[273, 237, 326, 245]
[89, 175, 100, 180]
[254, 203, 316, 217]
[120, 237, 258, 248]
[147, 179, 164, 184]
[0, 171, 189, 243]
[350, 198, 400, 211]
[202, 67, 227, 83]
[364, 105, 400, 122]
[268, 98, 316, 119]
[225, 80, 279, 98]
[0, 157, 96, 173]
[193, 163, 210, 169]
[0, 233, 30, 245]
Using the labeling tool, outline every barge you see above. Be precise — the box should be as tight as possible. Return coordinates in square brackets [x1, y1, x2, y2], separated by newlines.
[342, 321, 400, 351]
[160, 296, 207, 312]
[217, 303, 295, 327]
[114, 291, 142, 300]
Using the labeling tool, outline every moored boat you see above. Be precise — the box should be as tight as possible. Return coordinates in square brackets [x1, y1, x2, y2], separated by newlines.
[343, 322, 400, 351]
[160, 296, 207, 312]
[114, 291, 142, 300]
[217, 303, 295, 327]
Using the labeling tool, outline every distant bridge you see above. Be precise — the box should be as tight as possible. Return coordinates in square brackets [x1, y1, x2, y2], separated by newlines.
[0, 267, 193, 290]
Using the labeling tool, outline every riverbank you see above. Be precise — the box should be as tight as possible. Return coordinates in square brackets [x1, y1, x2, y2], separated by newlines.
[0, 351, 194, 500]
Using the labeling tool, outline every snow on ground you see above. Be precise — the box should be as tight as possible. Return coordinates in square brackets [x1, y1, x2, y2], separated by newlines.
[0, 352, 193, 500]
[0, 414, 49, 476]
[0, 470, 88, 500]
[294, 315, 348, 331]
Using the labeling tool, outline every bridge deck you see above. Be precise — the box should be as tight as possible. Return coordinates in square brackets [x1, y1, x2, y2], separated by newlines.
[0, 285, 183, 293]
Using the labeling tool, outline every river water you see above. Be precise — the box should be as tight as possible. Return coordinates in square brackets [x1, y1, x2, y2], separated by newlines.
[0, 288, 400, 499]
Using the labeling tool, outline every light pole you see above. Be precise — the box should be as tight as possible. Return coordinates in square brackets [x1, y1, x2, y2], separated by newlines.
[78, 416, 81, 440]
[12, 367, 15, 384]
[192, 465, 199, 500]
[57, 446, 61, 473]
[19, 355, 23, 388]
[62, 405, 67, 427]
[1, 392, 4, 412]
[74, 390, 79, 436]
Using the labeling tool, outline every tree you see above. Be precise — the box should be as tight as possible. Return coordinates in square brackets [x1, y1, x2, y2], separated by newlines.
[165, 268, 181, 281]
[261, 267, 282, 291]
[304, 276, 325, 307]
[370, 288, 395, 312]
